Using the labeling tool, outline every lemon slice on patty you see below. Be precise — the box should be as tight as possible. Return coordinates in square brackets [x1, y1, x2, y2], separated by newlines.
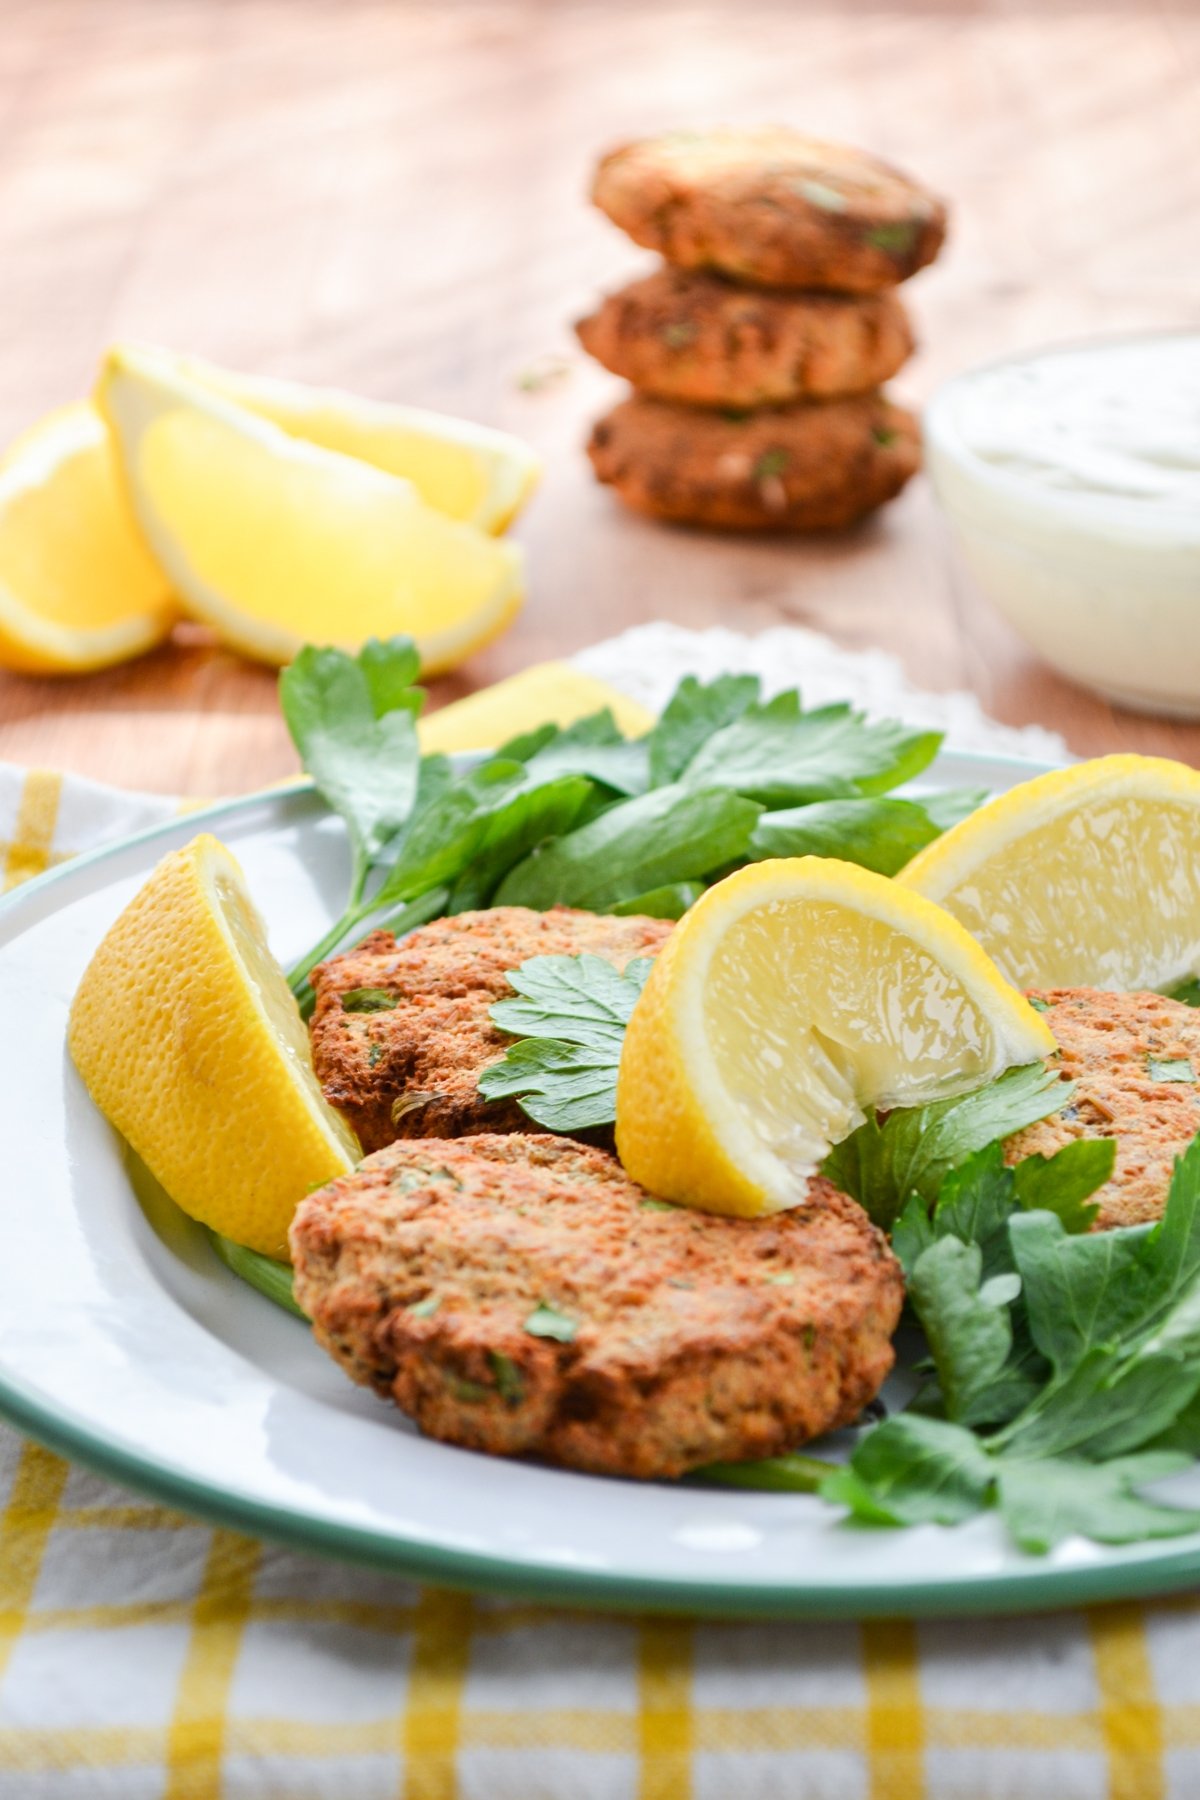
[169, 348, 540, 535]
[0, 403, 175, 674]
[69, 834, 357, 1257]
[96, 345, 524, 670]
[615, 857, 1053, 1218]
[900, 755, 1200, 992]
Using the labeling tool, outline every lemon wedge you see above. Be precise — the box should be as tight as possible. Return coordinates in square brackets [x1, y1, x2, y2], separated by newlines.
[419, 662, 654, 754]
[96, 345, 524, 670]
[900, 755, 1200, 992]
[170, 348, 540, 534]
[615, 857, 1053, 1218]
[0, 402, 175, 674]
[68, 833, 357, 1256]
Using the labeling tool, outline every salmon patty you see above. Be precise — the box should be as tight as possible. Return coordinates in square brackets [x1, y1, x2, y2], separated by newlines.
[592, 127, 947, 292]
[588, 391, 920, 532]
[1007, 988, 1200, 1229]
[576, 269, 914, 407]
[310, 906, 673, 1152]
[291, 1134, 904, 1479]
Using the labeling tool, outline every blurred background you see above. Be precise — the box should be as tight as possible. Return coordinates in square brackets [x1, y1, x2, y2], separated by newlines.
[1, 0, 1197, 788]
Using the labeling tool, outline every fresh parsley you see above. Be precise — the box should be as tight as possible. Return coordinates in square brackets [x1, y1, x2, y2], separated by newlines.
[820, 1062, 1070, 1230]
[749, 793, 983, 879]
[280, 651, 974, 1014]
[478, 954, 653, 1131]
[821, 1136, 1200, 1552]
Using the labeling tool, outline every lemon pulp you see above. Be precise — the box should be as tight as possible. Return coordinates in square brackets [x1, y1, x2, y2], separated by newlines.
[0, 404, 174, 672]
[901, 756, 1200, 992]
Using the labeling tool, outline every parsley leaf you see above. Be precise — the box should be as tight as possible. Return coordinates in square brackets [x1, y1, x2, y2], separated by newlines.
[479, 1041, 622, 1132]
[374, 766, 590, 908]
[647, 674, 760, 785]
[494, 785, 762, 910]
[611, 882, 704, 920]
[821, 1062, 1069, 1230]
[500, 709, 650, 797]
[478, 954, 655, 1130]
[489, 954, 654, 1050]
[679, 691, 941, 805]
[995, 1452, 1200, 1553]
[750, 795, 975, 878]
[279, 638, 423, 894]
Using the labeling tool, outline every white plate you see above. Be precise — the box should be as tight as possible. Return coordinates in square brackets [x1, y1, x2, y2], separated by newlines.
[5, 749, 1200, 1619]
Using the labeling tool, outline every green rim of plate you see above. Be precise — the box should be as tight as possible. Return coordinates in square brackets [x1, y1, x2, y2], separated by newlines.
[8, 760, 1198, 1619]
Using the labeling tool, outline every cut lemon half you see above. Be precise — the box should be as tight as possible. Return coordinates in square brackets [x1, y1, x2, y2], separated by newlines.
[170, 348, 540, 534]
[68, 833, 357, 1257]
[900, 755, 1200, 992]
[419, 661, 654, 754]
[615, 857, 1054, 1218]
[0, 402, 175, 674]
[96, 345, 524, 671]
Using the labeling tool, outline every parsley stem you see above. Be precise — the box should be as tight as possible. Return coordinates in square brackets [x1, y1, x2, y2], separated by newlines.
[690, 1453, 837, 1493]
[288, 885, 453, 1020]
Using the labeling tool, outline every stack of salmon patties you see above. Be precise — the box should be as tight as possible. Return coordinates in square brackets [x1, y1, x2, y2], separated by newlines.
[578, 127, 947, 533]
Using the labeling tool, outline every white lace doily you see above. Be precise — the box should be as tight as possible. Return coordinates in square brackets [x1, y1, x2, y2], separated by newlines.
[572, 623, 1068, 764]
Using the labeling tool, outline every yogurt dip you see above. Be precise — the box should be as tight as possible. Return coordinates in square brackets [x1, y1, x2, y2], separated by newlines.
[925, 332, 1200, 716]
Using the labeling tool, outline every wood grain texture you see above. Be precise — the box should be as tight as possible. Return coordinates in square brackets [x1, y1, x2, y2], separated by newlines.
[0, 0, 1197, 795]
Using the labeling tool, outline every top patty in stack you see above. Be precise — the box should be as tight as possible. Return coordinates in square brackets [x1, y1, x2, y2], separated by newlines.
[592, 127, 947, 292]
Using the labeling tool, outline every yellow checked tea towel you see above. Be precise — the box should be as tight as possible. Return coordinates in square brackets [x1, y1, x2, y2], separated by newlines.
[0, 627, 1176, 1800]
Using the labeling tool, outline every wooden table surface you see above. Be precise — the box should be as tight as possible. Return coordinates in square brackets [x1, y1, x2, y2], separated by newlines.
[1, 0, 1198, 796]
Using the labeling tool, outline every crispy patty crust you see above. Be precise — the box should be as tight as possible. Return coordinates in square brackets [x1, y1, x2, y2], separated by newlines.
[291, 1134, 904, 1479]
[588, 391, 920, 532]
[1007, 988, 1200, 1229]
[310, 907, 673, 1153]
[576, 269, 915, 407]
[592, 128, 947, 292]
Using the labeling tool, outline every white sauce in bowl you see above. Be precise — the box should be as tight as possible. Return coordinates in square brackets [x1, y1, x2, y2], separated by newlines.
[948, 335, 1200, 511]
[926, 332, 1200, 716]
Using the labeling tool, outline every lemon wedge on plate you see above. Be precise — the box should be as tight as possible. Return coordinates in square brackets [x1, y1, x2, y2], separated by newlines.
[0, 402, 175, 675]
[96, 345, 525, 670]
[68, 833, 357, 1257]
[419, 661, 654, 754]
[170, 348, 540, 535]
[900, 755, 1200, 992]
[615, 857, 1053, 1218]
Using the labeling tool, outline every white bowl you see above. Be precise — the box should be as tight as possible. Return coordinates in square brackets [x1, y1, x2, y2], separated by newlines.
[925, 331, 1200, 718]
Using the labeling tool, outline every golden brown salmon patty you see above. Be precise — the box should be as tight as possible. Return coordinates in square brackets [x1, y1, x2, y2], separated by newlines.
[592, 127, 947, 292]
[576, 269, 915, 407]
[588, 391, 920, 532]
[310, 906, 673, 1153]
[1006, 988, 1200, 1229]
[290, 1134, 904, 1479]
